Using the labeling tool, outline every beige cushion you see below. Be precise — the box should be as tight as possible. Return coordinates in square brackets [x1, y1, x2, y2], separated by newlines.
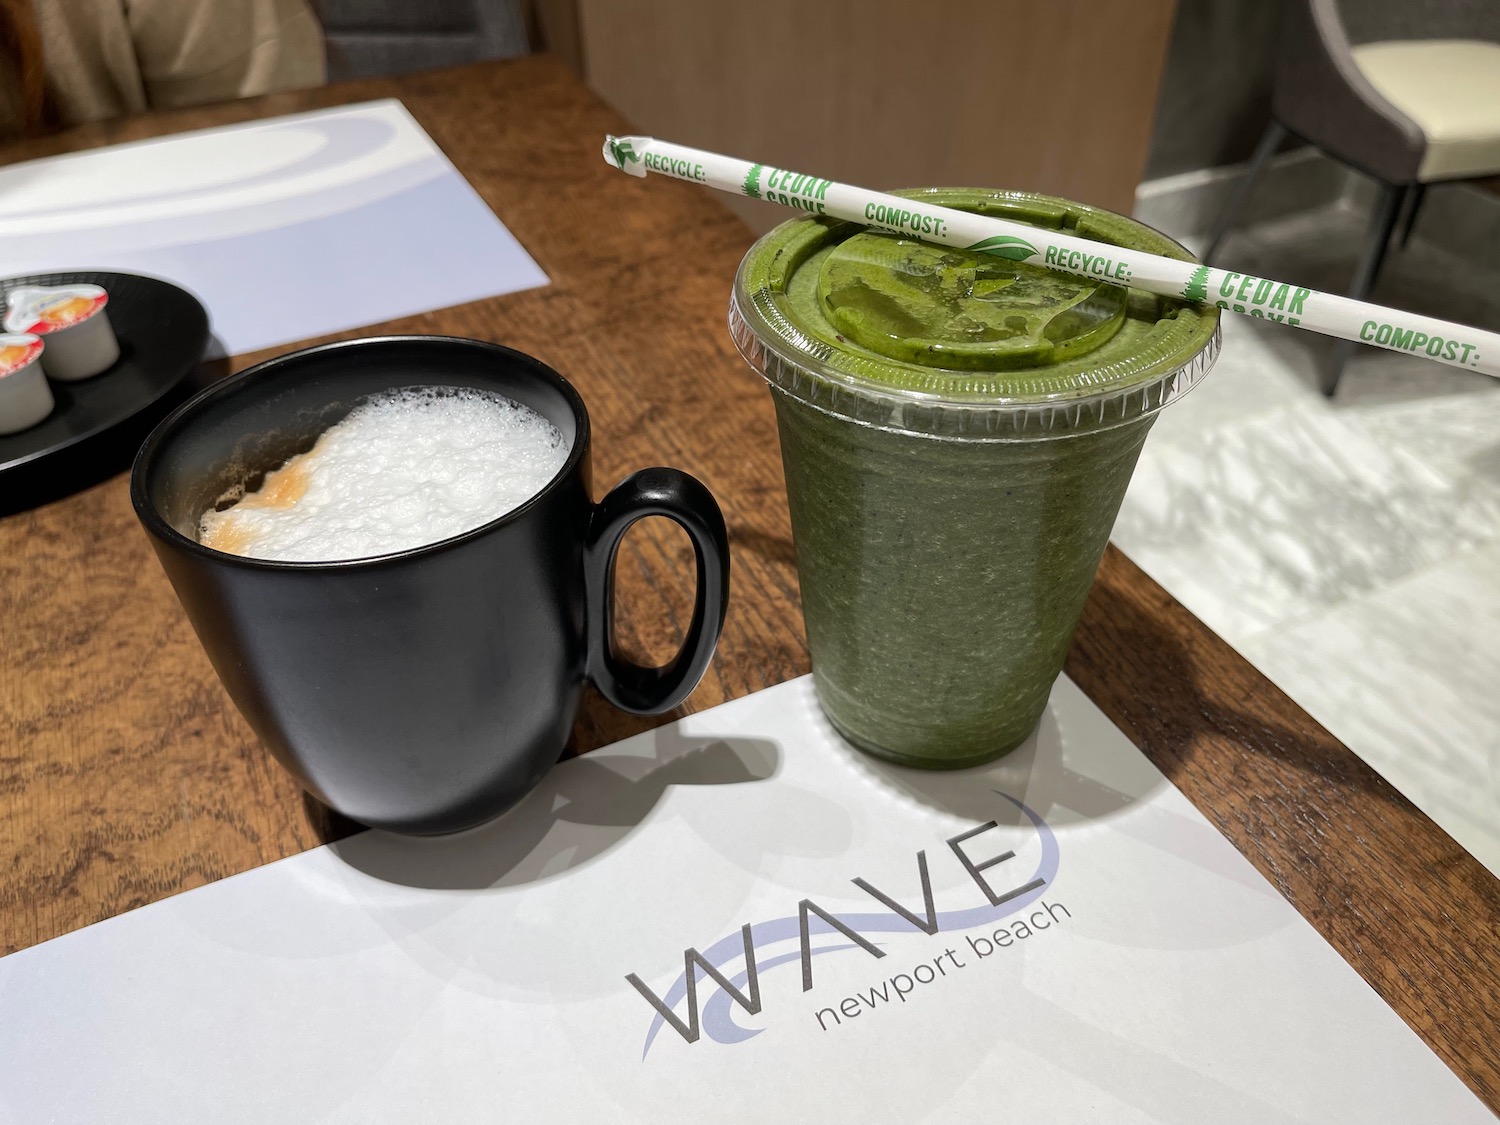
[33, 0, 325, 129]
[1352, 39, 1500, 181]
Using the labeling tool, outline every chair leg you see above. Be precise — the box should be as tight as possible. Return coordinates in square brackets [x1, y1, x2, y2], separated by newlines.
[1321, 180, 1403, 397]
[1204, 119, 1287, 265]
[1395, 182, 1427, 249]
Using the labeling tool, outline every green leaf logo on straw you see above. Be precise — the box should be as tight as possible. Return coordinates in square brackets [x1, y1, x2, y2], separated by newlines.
[1182, 265, 1210, 304]
[607, 137, 640, 169]
[742, 163, 764, 200]
[966, 234, 1038, 262]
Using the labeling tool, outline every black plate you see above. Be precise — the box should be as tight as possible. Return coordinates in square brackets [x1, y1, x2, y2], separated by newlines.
[0, 271, 210, 511]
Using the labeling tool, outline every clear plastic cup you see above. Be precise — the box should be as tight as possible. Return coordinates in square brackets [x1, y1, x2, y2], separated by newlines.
[730, 189, 1220, 768]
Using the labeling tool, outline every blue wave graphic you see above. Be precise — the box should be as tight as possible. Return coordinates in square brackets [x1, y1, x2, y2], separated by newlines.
[642, 792, 1060, 1057]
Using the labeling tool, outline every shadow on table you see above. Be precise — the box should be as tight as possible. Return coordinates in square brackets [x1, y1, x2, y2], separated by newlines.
[730, 522, 799, 570]
[329, 724, 780, 891]
[1071, 551, 1415, 809]
[830, 704, 1171, 835]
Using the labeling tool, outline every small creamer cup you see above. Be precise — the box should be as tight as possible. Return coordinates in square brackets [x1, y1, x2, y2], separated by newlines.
[0, 334, 51, 435]
[4, 284, 120, 381]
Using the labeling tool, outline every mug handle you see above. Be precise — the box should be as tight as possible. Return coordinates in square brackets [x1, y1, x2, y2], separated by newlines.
[585, 467, 730, 715]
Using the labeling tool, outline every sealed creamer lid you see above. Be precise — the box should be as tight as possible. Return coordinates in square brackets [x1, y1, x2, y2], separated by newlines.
[730, 189, 1220, 439]
[0, 333, 44, 377]
[4, 284, 109, 336]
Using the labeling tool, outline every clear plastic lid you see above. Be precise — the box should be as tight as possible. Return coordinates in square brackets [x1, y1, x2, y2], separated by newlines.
[729, 189, 1220, 441]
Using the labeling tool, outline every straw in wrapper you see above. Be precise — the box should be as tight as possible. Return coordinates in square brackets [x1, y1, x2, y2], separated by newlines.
[601, 135, 1500, 381]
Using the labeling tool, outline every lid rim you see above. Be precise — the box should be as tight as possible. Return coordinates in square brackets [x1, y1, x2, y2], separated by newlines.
[732, 293, 1222, 442]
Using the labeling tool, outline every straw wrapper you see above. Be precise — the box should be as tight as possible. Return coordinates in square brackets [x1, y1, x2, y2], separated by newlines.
[603, 135, 1500, 380]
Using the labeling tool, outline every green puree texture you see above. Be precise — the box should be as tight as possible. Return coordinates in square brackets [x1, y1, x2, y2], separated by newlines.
[739, 189, 1217, 767]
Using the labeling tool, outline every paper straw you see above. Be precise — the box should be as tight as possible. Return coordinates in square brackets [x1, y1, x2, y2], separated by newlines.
[603, 135, 1500, 380]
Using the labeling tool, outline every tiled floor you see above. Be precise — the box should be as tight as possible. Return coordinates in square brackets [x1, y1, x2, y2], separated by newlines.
[1113, 197, 1500, 875]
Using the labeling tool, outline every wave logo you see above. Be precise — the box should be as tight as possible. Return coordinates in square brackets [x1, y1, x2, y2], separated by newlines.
[628, 792, 1059, 1058]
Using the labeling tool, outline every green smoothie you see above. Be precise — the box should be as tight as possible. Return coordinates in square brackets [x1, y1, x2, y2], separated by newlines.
[729, 189, 1219, 768]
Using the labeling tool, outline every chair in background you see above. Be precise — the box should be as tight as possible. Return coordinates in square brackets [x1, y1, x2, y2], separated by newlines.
[1205, 0, 1500, 395]
[317, 0, 530, 82]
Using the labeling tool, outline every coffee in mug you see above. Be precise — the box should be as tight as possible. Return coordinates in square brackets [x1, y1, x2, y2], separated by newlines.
[199, 386, 570, 562]
[132, 336, 730, 835]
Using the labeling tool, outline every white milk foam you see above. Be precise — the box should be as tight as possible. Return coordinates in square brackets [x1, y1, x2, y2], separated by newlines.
[199, 387, 569, 562]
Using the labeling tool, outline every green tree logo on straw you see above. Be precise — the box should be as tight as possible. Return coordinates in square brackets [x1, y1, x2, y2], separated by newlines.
[742, 164, 763, 199]
[966, 235, 1038, 262]
[608, 138, 639, 169]
[1182, 264, 1210, 304]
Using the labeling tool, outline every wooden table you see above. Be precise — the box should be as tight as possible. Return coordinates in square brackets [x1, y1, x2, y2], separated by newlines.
[3, 55, 1497, 1108]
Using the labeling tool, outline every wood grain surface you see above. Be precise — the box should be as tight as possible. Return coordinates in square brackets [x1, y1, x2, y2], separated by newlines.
[580, 0, 1177, 232]
[1, 55, 1497, 1108]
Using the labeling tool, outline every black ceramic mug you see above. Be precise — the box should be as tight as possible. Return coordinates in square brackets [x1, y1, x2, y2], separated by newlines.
[131, 336, 729, 834]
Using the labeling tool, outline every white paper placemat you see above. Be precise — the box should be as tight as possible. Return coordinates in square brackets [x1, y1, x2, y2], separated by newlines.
[0, 675, 1487, 1123]
[0, 100, 548, 356]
